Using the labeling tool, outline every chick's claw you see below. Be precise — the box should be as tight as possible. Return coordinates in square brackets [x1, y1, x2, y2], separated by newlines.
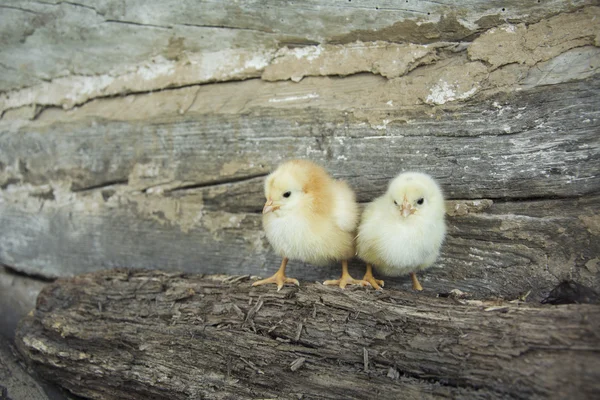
[324, 260, 370, 289]
[252, 274, 299, 292]
[362, 264, 384, 290]
[323, 276, 369, 289]
[252, 257, 299, 291]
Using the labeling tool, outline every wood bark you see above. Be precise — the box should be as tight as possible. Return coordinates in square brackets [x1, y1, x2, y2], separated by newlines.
[15, 269, 600, 400]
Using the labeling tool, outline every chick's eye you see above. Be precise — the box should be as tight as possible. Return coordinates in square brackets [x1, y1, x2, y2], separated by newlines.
[393, 200, 398, 205]
[283, 191, 291, 198]
[417, 198, 424, 205]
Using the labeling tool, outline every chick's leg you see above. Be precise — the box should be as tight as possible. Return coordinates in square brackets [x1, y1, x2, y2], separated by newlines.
[252, 258, 299, 291]
[410, 272, 423, 291]
[362, 264, 384, 290]
[323, 260, 369, 289]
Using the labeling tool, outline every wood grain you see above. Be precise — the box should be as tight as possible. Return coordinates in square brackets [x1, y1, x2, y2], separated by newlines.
[0, 0, 591, 93]
[2, 77, 598, 199]
[0, 78, 598, 300]
[15, 269, 600, 400]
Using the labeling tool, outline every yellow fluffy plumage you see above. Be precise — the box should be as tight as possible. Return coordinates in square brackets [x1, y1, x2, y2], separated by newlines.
[254, 159, 365, 290]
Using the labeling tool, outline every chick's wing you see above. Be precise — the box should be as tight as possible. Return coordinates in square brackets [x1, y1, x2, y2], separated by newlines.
[331, 180, 358, 232]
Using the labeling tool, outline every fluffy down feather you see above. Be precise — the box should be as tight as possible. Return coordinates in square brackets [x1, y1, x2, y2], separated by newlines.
[263, 159, 357, 265]
[357, 172, 446, 281]
[254, 160, 361, 290]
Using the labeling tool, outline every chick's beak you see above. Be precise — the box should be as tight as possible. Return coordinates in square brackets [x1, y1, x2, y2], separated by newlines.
[262, 199, 280, 214]
[401, 197, 416, 218]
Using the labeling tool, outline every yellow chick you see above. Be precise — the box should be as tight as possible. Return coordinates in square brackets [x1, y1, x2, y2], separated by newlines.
[356, 172, 446, 291]
[253, 159, 365, 291]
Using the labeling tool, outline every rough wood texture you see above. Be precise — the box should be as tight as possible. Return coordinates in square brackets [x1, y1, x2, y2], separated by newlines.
[15, 269, 600, 400]
[0, 337, 51, 400]
[1, 2, 599, 303]
[0, 1, 593, 104]
[1, 78, 598, 301]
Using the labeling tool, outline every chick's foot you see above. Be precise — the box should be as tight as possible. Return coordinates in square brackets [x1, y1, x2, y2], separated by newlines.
[252, 274, 299, 291]
[410, 272, 423, 291]
[323, 261, 370, 289]
[252, 258, 299, 291]
[323, 275, 369, 289]
[362, 264, 384, 290]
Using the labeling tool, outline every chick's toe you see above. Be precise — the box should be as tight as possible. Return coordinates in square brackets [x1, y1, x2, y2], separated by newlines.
[362, 264, 384, 290]
[323, 261, 370, 289]
[252, 274, 300, 291]
[410, 272, 423, 291]
[252, 258, 299, 291]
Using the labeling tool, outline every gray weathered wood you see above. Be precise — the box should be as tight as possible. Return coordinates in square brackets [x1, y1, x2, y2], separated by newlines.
[15, 269, 600, 400]
[2, 77, 599, 200]
[0, 0, 592, 94]
[0, 337, 51, 400]
[0, 2, 599, 313]
[2, 193, 599, 302]
[0, 78, 598, 300]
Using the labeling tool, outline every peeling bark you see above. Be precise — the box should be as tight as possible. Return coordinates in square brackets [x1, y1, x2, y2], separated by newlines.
[15, 269, 600, 400]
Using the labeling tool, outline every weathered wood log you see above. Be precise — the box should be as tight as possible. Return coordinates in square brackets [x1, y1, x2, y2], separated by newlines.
[1, 2, 599, 298]
[1, 76, 599, 301]
[1, 2, 600, 354]
[16, 269, 600, 400]
[0, 336, 52, 400]
[1, 1, 594, 104]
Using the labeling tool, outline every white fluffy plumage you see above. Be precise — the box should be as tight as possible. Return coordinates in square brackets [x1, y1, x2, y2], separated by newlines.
[356, 172, 446, 290]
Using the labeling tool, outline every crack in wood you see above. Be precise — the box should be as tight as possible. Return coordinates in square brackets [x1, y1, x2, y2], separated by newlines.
[28, 0, 103, 15]
[70, 179, 129, 193]
[164, 173, 270, 193]
[0, 5, 39, 14]
[1, 264, 56, 283]
[178, 22, 275, 35]
[103, 19, 172, 30]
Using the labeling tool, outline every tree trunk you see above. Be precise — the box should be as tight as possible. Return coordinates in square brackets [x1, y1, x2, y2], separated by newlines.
[15, 269, 600, 400]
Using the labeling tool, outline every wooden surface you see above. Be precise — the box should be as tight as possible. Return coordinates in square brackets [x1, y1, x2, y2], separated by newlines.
[0, 1, 592, 97]
[0, 2, 599, 304]
[15, 269, 600, 400]
[1, 77, 599, 301]
[0, 337, 52, 400]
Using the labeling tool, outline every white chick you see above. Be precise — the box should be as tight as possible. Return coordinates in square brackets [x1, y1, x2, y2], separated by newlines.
[356, 172, 446, 291]
[253, 159, 365, 291]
